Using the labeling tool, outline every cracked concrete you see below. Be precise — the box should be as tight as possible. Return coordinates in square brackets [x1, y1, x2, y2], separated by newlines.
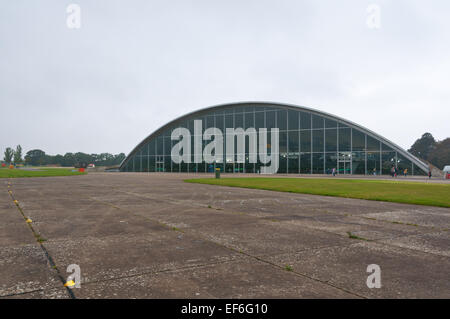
[1, 173, 449, 298]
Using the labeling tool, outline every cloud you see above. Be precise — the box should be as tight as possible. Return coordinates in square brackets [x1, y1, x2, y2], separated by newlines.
[0, 0, 449, 156]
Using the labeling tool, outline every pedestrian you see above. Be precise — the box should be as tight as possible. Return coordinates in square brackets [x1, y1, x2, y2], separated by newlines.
[332, 167, 336, 176]
[428, 170, 432, 179]
[373, 168, 376, 176]
[391, 166, 395, 177]
[403, 168, 408, 177]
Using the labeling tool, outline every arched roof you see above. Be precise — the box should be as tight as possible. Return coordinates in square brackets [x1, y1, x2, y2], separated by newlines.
[120, 101, 429, 173]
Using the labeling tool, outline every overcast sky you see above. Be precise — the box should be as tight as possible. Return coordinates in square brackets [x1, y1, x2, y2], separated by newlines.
[1, 0, 449, 156]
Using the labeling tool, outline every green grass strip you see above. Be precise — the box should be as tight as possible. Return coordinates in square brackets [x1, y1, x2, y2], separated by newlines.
[185, 177, 450, 208]
[0, 167, 86, 178]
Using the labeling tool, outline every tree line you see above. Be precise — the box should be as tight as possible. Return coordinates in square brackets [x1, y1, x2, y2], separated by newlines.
[2, 146, 125, 167]
[408, 133, 450, 169]
[2, 132, 449, 169]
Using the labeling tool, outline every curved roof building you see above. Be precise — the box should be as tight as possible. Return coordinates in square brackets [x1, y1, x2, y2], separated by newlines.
[120, 102, 428, 175]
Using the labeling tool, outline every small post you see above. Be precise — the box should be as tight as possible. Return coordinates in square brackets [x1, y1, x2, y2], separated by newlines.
[215, 167, 221, 179]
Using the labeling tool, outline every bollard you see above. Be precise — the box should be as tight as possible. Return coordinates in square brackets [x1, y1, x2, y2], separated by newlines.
[215, 167, 221, 179]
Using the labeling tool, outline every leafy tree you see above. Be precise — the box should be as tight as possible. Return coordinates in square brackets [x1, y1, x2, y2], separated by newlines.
[3, 147, 14, 164]
[408, 133, 436, 160]
[428, 138, 450, 170]
[13, 145, 23, 164]
[62, 153, 76, 167]
[25, 149, 46, 166]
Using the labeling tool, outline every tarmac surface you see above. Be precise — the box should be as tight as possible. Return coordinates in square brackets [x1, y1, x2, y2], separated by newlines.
[1, 173, 449, 299]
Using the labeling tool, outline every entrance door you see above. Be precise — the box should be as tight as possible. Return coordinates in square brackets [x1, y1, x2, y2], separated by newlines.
[156, 156, 164, 172]
[235, 163, 244, 173]
[338, 152, 352, 175]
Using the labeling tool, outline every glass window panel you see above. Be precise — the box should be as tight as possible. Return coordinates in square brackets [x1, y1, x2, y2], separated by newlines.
[300, 112, 311, 129]
[148, 140, 155, 156]
[163, 156, 171, 173]
[157, 136, 164, 155]
[325, 152, 338, 174]
[224, 107, 234, 114]
[234, 106, 244, 113]
[313, 129, 324, 152]
[367, 152, 380, 175]
[213, 109, 224, 117]
[141, 142, 148, 156]
[300, 130, 311, 152]
[413, 163, 426, 176]
[277, 110, 287, 130]
[352, 129, 365, 151]
[312, 115, 324, 129]
[266, 111, 276, 130]
[381, 143, 394, 152]
[300, 153, 311, 174]
[215, 114, 224, 132]
[180, 162, 188, 172]
[280, 131, 288, 155]
[135, 154, 142, 172]
[255, 111, 264, 129]
[225, 113, 233, 128]
[206, 116, 214, 129]
[279, 132, 287, 174]
[382, 151, 396, 175]
[235, 112, 243, 128]
[288, 140, 299, 174]
[338, 128, 351, 151]
[244, 106, 254, 113]
[149, 155, 155, 172]
[352, 152, 365, 174]
[288, 131, 299, 152]
[312, 153, 324, 173]
[288, 110, 299, 130]
[163, 136, 171, 156]
[187, 119, 194, 132]
[325, 118, 337, 128]
[325, 128, 337, 152]
[339, 122, 349, 128]
[397, 154, 412, 175]
[254, 105, 265, 113]
[367, 135, 380, 151]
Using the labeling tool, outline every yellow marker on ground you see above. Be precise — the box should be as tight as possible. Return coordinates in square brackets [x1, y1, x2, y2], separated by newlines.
[26, 218, 32, 223]
[64, 280, 75, 288]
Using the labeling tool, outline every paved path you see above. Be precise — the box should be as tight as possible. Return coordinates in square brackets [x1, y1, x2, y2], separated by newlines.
[1, 173, 449, 298]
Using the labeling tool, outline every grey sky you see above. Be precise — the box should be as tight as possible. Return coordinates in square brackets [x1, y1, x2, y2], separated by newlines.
[1, 0, 449, 156]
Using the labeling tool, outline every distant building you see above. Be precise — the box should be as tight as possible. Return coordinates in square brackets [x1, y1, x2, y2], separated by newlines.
[120, 102, 428, 175]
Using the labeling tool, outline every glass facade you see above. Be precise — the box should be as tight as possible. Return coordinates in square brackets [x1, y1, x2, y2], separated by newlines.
[120, 103, 427, 175]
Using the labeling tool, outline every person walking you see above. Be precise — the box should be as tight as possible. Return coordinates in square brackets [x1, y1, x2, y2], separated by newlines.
[391, 166, 395, 178]
[373, 168, 377, 176]
[403, 168, 408, 177]
[332, 167, 336, 176]
[428, 170, 432, 179]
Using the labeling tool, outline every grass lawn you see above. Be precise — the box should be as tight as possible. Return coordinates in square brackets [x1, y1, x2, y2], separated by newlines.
[186, 177, 450, 208]
[0, 167, 86, 178]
